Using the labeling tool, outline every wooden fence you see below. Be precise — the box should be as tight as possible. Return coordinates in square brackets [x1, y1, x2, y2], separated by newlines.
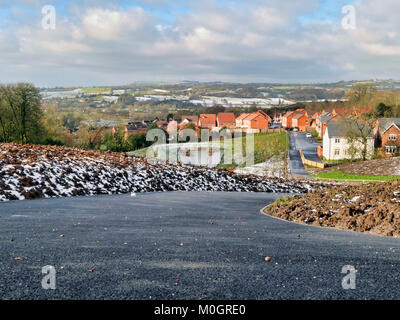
[299, 148, 325, 169]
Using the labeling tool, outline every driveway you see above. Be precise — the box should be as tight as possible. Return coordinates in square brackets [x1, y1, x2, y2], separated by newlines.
[1, 192, 400, 300]
[288, 131, 321, 177]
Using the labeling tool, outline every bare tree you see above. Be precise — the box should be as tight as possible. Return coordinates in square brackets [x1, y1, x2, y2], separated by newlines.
[341, 116, 374, 161]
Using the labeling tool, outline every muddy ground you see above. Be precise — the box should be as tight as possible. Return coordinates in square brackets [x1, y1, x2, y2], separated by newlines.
[0, 143, 324, 202]
[265, 180, 400, 237]
[308, 157, 400, 176]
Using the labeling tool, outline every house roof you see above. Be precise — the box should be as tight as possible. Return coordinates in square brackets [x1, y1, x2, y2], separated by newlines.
[283, 111, 295, 118]
[312, 111, 324, 119]
[199, 114, 217, 125]
[318, 112, 338, 124]
[292, 112, 307, 120]
[326, 119, 374, 138]
[245, 113, 262, 121]
[180, 115, 198, 123]
[295, 109, 308, 116]
[236, 113, 250, 121]
[378, 118, 400, 133]
[217, 113, 235, 123]
[244, 110, 271, 122]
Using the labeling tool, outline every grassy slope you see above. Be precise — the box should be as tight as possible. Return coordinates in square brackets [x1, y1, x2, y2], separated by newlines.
[313, 170, 400, 182]
[218, 132, 288, 169]
[128, 132, 289, 169]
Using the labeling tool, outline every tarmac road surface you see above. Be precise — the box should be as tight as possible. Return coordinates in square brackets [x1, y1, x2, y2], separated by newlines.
[288, 131, 321, 177]
[0, 192, 400, 300]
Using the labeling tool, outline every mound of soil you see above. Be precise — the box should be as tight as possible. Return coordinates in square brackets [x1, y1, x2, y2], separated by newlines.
[0, 143, 322, 202]
[309, 157, 400, 177]
[265, 180, 400, 237]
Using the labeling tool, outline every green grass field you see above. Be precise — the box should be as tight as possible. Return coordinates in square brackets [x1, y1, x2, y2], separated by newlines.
[218, 132, 289, 169]
[313, 170, 400, 182]
[251, 132, 289, 164]
[129, 132, 289, 169]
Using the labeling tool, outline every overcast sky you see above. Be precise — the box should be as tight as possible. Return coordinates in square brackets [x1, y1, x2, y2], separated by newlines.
[0, 0, 399, 87]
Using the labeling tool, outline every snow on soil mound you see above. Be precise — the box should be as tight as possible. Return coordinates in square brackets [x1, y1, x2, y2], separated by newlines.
[0, 143, 316, 202]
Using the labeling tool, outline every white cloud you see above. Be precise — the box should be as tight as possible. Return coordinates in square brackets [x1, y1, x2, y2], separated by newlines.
[0, 0, 400, 86]
[252, 7, 287, 30]
[82, 7, 149, 40]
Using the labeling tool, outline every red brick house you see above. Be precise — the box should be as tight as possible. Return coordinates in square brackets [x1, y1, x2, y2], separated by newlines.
[236, 110, 271, 129]
[235, 113, 250, 127]
[179, 115, 199, 130]
[242, 110, 271, 129]
[198, 114, 217, 129]
[292, 113, 312, 131]
[217, 113, 236, 128]
[281, 111, 296, 129]
[282, 109, 308, 130]
[124, 121, 148, 140]
[316, 112, 341, 137]
[374, 118, 400, 156]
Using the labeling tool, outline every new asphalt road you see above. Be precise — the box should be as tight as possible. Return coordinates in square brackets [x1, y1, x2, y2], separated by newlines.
[1, 192, 400, 300]
[288, 131, 322, 178]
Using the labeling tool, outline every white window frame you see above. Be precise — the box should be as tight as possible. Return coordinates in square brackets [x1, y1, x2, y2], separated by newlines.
[389, 134, 397, 141]
[386, 145, 398, 154]
[335, 138, 340, 143]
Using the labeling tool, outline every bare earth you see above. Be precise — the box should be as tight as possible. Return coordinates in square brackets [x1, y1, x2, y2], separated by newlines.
[0, 143, 320, 202]
[265, 180, 400, 237]
[309, 157, 400, 176]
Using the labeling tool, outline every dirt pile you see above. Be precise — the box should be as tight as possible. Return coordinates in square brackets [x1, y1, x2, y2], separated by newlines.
[0, 143, 321, 202]
[310, 157, 400, 177]
[265, 180, 400, 237]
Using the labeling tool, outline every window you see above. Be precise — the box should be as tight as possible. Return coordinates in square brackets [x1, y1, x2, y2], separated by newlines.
[389, 134, 397, 141]
[335, 138, 340, 143]
[386, 145, 398, 154]
[334, 149, 340, 156]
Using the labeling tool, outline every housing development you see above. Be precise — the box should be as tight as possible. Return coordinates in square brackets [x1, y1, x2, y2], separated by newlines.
[1, 0, 400, 308]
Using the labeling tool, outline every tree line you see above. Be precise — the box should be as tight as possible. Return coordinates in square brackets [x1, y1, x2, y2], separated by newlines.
[0, 83, 159, 152]
[0, 83, 43, 144]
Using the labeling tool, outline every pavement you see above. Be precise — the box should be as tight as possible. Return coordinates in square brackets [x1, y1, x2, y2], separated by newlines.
[288, 131, 321, 178]
[1, 192, 400, 300]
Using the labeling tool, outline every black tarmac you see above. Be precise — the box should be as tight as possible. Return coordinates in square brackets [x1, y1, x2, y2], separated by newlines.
[0, 192, 400, 300]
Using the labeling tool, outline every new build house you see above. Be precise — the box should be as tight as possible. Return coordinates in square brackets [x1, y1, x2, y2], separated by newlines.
[374, 118, 400, 156]
[235, 110, 271, 129]
[217, 113, 236, 128]
[282, 109, 309, 130]
[291, 112, 311, 131]
[323, 120, 374, 160]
